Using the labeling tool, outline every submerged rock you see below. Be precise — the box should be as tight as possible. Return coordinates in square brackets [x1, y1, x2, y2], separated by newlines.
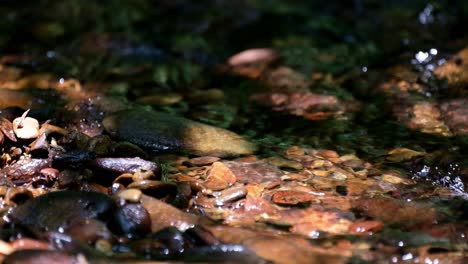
[103, 108, 256, 157]
[434, 47, 468, 95]
[393, 101, 452, 137]
[440, 98, 468, 135]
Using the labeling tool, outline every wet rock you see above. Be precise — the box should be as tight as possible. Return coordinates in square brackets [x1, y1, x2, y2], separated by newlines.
[9, 238, 50, 252]
[380, 173, 413, 185]
[245, 236, 347, 264]
[91, 157, 159, 176]
[127, 180, 177, 199]
[3, 250, 84, 264]
[348, 220, 383, 235]
[137, 227, 264, 263]
[9, 191, 115, 232]
[0, 158, 51, 185]
[65, 219, 112, 244]
[202, 162, 237, 191]
[207, 225, 346, 264]
[266, 156, 303, 170]
[434, 47, 468, 94]
[57, 169, 85, 189]
[353, 197, 437, 227]
[109, 141, 148, 159]
[277, 206, 354, 236]
[113, 203, 151, 237]
[250, 91, 342, 120]
[103, 108, 256, 157]
[61, 96, 128, 137]
[213, 184, 247, 206]
[223, 160, 284, 184]
[140, 194, 199, 233]
[179, 244, 265, 263]
[52, 150, 96, 170]
[4, 187, 34, 205]
[117, 188, 142, 202]
[184, 156, 220, 166]
[151, 226, 187, 253]
[393, 101, 452, 136]
[135, 93, 182, 106]
[271, 190, 316, 205]
[440, 98, 468, 135]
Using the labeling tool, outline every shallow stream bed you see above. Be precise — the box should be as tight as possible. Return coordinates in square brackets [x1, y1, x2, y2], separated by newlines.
[0, 1, 466, 263]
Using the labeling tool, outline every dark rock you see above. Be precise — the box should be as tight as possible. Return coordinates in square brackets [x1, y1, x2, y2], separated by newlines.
[103, 108, 256, 157]
[52, 150, 96, 169]
[57, 169, 85, 189]
[9, 191, 115, 232]
[113, 203, 151, 237]
[103, 108, 184, 153]
[60, 96, 128, 138]
[151, 227, 186, 253]
[440, 98, 468, 135]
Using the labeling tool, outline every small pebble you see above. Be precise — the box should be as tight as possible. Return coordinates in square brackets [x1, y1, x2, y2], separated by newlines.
[285, 146, 305, 156]
[381, 174, 410, 184]
[95, 239, 112, 254]
[0, 186, 7, 196]
[185, 156, 220, 166]
[118, 188, 142, 203]
[267, 156, 303, 170]
[316, 150, 339, 159]
[331, 171, 348, 181]
[309, 159, 326, 168]
[311, 170, 329, 177]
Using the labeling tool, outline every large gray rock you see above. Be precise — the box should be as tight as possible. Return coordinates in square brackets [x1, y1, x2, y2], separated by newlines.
[103, 108, 256, 157]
